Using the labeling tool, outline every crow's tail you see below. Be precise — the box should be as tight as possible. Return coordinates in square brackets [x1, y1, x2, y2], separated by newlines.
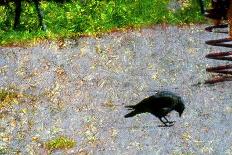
[124, 110, 137, 118]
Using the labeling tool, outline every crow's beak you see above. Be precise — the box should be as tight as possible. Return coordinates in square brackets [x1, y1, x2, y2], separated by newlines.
[179, 113, 182, 117]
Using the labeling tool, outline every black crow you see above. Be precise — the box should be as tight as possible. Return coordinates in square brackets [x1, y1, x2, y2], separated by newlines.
[124, 91, 185, 127]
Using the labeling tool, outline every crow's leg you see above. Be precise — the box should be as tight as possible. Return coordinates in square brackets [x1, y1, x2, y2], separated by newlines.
[159, 118, 169, 126]
[163, 116, 169, 122]
[14, 0, 22, 29]
[33, 0, 46, 31]
[158, 118, 174, 127]
[163, 116, 175, 124]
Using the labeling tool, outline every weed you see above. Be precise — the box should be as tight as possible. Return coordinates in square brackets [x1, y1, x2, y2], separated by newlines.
[0, 89, 20, 109]
[45, 136, 76, 152]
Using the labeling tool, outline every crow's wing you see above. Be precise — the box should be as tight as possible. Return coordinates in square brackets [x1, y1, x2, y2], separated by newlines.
[149, 96, 177, 109]
[150, 106, 173, 117]
[133, 96, 157, 109]
[131, 96, 176, 112]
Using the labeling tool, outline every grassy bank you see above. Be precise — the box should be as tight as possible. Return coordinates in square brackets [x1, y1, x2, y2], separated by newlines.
[0, 0, 209, 46]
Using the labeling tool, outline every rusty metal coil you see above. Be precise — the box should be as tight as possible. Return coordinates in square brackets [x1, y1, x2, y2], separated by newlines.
[204, 25, 232, 84]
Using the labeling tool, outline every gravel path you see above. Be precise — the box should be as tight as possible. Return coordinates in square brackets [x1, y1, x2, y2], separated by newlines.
[0, 25, 232, 155]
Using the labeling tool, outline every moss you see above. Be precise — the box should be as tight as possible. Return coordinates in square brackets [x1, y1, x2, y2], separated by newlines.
[0, 89, 20, 109]
[0, 148, 8, 154]
[45, 136, 76, 152]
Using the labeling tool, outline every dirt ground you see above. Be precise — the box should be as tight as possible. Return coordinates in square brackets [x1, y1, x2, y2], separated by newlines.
[0, 25, 232, 155]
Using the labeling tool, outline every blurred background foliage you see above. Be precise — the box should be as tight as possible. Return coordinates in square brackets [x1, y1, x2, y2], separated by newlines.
[0, 0, 211, 45]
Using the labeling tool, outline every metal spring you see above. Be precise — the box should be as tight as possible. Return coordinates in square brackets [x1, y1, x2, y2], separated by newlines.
[204, 25, 232, 84]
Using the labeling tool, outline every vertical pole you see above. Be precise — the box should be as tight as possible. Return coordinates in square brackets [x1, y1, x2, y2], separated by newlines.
[14, 0, 22, 29]
[198, 0, 205, 15]
[33, 0, 46, 31]
[228, 0, 232, 38]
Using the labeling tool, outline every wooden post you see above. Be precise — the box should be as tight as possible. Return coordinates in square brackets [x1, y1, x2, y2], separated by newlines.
[229, 0, 232, 38]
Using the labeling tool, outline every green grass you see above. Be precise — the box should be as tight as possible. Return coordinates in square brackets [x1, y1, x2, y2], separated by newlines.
[0, 87, 36, 110]
[0, 0, 210, 46]
[0, 89, 20, 109]
[45, 136, 76, 152]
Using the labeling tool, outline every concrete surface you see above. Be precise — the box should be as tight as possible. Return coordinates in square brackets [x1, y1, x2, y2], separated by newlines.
[0, 25, 232, 155]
